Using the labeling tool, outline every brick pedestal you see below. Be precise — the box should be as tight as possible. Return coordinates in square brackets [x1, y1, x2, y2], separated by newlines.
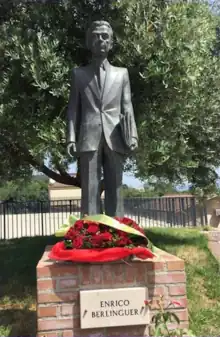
[37, 246, 189, 337]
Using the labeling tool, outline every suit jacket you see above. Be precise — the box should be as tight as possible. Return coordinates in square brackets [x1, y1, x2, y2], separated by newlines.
[67, 60, 138, 154]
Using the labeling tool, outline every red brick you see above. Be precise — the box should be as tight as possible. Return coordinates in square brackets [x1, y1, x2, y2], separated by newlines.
[63, 330, 74, 337]
[135, 264, 147, 283]
[79, 265, 91, 285]
[61, 304, 74, 316]
[90, 265, 102, 284]
[167, 321, 189, 330]
[38, 292, 78, 304]
[150, 309, 157, 321]
[105, 326, 147, 336]
[38, 332, 59, 337]
[124, 264, 136, 283]
[37, 265, 78, 278]
[74, 328, 105, 337]
[124, 263, 146, 283]
[59, 278, 77, 290]
[102, 265, 113, 284]
[38, 306, 57, 318]
[167, 260, 185, 271]
[149, 298, 170, 310]
[170, 309, 188, 321]
[114, 264, 125, 283]
[149, 297, 187, 310]
[147, 261, 166, 271]
[38, 318, 73, 331]
[169, 285, 186, 296]
[148, 286, 167, 297]
[73, 303, 80, 317]
[148, 272, 186, 284]
[38, 279, 56, 291]
[73, 316, 80, 328]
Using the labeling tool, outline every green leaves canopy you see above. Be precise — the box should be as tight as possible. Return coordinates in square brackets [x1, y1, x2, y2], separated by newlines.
[1, 0, 220, 192]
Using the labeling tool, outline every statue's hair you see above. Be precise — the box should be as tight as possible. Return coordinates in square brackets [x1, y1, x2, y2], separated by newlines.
[86, 20, 113, 49]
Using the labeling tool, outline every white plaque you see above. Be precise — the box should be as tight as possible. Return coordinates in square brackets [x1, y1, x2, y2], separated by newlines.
[80, 287, 149, 329]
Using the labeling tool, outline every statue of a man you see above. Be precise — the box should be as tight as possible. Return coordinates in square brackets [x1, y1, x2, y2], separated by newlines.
[67, 20, 138, 217]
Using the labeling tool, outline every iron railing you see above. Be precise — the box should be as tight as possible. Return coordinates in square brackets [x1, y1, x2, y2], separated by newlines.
[0, 197, 207, 239]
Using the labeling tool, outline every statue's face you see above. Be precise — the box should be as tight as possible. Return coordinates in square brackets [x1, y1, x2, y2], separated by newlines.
[90, 25, 112, 57]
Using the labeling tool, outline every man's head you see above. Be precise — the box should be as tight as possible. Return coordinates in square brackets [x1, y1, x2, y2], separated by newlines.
[86, 21, 113, 57]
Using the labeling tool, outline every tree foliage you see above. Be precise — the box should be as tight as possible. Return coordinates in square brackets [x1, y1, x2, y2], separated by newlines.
[1, 0, 220, 193]
[0, 179, 48, 201]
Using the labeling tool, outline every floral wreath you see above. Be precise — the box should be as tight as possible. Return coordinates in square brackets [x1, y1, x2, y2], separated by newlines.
[49, 214, 155, 263]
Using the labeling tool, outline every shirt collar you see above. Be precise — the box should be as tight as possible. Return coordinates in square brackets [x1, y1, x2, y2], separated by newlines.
[92, 58, 109, 70]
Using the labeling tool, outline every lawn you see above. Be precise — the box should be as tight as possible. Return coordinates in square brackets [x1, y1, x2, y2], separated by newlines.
[0, 228, 219, 336]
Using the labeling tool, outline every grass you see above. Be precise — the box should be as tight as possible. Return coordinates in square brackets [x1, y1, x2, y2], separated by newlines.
[146, 228, 220, 336]
[0, 229, 219, 336]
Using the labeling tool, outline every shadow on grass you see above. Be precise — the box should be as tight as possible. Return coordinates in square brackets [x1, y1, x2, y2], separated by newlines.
[0, 236, 59, 299]
[0, 308, 36, 337]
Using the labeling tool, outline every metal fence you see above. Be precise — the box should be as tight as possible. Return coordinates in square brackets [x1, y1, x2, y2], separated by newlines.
[0, 197, 207, 239]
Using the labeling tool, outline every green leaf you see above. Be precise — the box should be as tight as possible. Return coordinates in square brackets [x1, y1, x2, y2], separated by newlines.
[170, 312, 180, 324]
[68, 214, 79, 226]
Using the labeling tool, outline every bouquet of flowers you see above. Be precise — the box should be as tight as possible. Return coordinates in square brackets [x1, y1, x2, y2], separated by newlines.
[64, 216, 148, 249]
[49, 214, 155, 263]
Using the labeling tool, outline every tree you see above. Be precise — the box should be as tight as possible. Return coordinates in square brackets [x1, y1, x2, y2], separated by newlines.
[144, 178, 177, 196]
[1, 0, 220, 193]
[0, 179, 48, 201]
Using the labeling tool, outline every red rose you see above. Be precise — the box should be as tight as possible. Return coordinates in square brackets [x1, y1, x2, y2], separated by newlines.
[91, 236, 102, 247]
[65, 227, 77, 240]
[91, 232, 112, 246]
[117, 230, 128, 237]
[72, 236, 83, 249]
[116, 237, 131, 246]
[122, 217, 137, 226]
[87, 224, 99, 234]
[100, 232, 112, 241]
[74, 220, 84, 230]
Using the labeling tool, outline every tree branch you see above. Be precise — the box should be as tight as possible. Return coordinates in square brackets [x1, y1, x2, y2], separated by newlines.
[2, 131, 105, 192]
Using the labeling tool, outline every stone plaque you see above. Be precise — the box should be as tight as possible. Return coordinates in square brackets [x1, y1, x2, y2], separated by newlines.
[80, 287, 149, 329]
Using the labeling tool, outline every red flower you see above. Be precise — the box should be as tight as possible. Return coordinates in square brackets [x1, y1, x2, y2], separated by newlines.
[170, 300, 181, 306]
[65, 227, 77, 239]
[91, 232, 113, 247]
[144, 300, 151, 306]
[121, 217, 134, 226]
[73, 236, 83, 248]
[116, 237, 131, 246]
[93, 232, 112, 243]
[63, 216, 149, 250]
[87, 224, 99, 234]
[74, 220, 84, 230]
[117, 230, 127, 237]
[101, 232, 112, 241]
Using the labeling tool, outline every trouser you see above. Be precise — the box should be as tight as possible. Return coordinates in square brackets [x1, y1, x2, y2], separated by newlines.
[80, 135, 124, 217]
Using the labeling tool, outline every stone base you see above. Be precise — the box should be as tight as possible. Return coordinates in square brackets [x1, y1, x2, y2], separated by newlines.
[203, 230, 220, 261]
[37, 246, 189, 337]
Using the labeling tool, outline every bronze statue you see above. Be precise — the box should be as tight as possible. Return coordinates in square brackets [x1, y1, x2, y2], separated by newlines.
[67, 21, 138, 217]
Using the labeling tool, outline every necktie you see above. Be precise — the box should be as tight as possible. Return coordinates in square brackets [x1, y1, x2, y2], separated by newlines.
[97, 64, 105, 91]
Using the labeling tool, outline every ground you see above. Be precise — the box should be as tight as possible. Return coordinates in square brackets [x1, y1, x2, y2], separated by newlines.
[0, 228, 219, 336]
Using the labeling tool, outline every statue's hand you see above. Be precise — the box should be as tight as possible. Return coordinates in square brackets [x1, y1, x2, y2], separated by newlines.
[67, 142, 77, 157]
[130, 138, 138, 152]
